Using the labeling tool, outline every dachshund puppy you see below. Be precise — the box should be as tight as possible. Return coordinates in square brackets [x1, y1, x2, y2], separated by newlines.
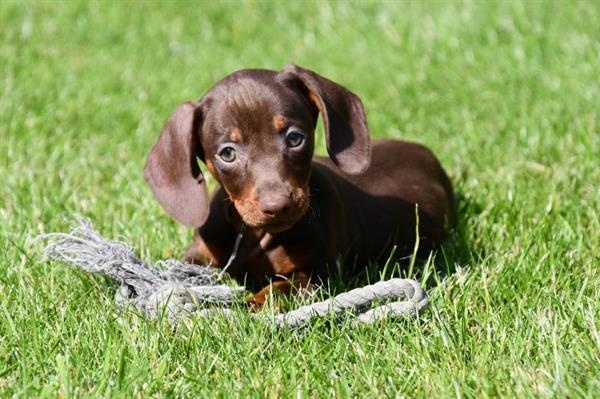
[144, 64, 453, 306]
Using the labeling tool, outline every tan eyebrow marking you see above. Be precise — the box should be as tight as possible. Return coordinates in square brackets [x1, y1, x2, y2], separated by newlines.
[205, 158, 217, 176]
[272, 115, 287, 131]
[229, 127, 242, 142]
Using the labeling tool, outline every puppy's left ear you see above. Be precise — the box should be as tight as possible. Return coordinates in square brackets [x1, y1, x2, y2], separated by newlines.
[278, 64, 371, 174]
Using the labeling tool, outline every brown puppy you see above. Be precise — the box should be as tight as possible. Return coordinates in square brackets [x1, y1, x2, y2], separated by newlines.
[144, 64, 453, 306]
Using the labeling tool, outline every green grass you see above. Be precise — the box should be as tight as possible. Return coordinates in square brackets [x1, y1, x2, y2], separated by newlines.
[1, 0, 599, 396]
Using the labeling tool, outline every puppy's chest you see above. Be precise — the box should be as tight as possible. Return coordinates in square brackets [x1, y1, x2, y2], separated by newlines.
[229, 233, 310, 278]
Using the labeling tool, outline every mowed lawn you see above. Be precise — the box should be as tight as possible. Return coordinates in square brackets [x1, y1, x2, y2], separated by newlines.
[1, 1, 599, 397]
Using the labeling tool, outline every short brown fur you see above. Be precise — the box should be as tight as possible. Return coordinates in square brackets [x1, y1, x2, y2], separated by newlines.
[144, 65, 453, 306]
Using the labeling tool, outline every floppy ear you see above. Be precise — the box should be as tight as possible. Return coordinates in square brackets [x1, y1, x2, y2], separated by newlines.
[143, 101, 209, 227]
[278, 64, 371, 174]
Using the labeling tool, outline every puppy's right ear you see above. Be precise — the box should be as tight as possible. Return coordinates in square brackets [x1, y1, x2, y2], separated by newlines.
[278, 64, 371, 175]
[144, 101, 209, 227]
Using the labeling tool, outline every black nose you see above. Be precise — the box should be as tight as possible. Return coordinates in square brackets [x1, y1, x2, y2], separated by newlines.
[259, 194, 292, 216]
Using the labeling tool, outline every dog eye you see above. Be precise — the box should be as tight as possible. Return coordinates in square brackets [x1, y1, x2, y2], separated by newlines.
[218, 147, 236, 163]
[285, 130, 305, 148]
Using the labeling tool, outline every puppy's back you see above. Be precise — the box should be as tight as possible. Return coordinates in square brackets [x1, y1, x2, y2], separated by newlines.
[313, 139, 453, 258]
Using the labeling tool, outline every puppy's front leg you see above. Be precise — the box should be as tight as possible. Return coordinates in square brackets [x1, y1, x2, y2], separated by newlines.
[246, 271, 313, 310]
[181, 225, 238, 269]
[181, 191, 239, 267]
[182, 233, 215, 265]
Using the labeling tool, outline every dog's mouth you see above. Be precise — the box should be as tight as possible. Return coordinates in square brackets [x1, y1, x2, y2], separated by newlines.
[232, 189, 310, 233]
[259, 216, 302, 233]
[243, 203, 308, 233]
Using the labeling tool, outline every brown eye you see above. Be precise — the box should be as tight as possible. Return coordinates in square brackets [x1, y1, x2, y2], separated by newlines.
[219, 146, 236, 163]
[285, 130, 305, 148]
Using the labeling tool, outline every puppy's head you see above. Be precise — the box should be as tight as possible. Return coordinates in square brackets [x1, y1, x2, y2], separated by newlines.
[144, 65, 371, 232]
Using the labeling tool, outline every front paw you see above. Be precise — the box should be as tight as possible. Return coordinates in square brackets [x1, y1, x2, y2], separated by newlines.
[244, 293, 267, 312]
[243, 280, 299, 312]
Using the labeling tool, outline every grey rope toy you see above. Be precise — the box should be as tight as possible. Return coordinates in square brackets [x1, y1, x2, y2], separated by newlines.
[39, 218, 429, 327]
